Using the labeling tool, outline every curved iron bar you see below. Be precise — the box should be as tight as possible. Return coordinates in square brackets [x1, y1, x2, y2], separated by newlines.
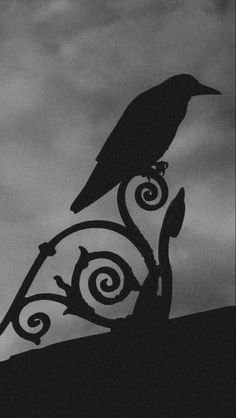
[0, 167, 175, 344]
[50, 245, 141, 341]
[135, 174, 168, 212]
[78, 248, 141, 305]
[11, 292, 116, 345]
[118, 168, 168, 271]
[0, 222, 141, 344]
[0, 222, 135, 338]
[122, 187, 185, 326]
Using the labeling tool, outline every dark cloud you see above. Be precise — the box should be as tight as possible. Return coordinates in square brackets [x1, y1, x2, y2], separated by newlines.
[212, 0, 232, 13]
[29, 1, 119, 51]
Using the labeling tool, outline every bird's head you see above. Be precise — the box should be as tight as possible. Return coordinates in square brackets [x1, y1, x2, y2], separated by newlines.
[163, 74, 221, 99]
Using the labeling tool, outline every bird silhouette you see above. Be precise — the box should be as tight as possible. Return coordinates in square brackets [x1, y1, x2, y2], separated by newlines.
[70, 74, 221, 214]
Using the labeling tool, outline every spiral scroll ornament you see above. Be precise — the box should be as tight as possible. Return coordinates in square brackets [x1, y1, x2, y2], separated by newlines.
[0, 163, 185, 344]
[12, 309, 51, 345]
[135, 170, 168, 211]
[84, 250, 140, 305]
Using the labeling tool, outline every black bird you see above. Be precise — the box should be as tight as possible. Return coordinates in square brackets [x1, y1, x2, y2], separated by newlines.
[70, 74, 221, 213]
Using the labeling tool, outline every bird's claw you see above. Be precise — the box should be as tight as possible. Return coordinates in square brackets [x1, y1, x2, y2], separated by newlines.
[152, 161, 169, 176]
[140, 161, 168, 181]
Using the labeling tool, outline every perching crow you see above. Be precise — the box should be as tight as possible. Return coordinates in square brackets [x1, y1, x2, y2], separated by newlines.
[70, 74, 221, 213]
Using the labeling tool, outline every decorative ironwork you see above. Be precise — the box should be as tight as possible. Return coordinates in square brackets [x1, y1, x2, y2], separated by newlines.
[0, 162, 185, 345]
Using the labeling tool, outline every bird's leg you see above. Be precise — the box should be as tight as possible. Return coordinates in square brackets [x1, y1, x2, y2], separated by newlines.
[151, 161, 169, 176]
[140, 161, 168, 181]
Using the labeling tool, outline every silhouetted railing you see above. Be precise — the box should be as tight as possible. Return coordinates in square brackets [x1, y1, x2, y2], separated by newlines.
[0, 163, 185, 345]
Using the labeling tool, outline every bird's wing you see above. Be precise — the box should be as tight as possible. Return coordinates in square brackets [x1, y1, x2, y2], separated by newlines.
[96, 90, 174, 168]
[96, 103, 144, 164]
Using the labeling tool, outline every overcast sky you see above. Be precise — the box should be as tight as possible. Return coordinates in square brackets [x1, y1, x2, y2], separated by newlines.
[0, 0, 234, 361]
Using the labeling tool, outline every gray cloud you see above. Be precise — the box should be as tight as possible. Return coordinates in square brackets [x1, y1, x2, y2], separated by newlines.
[0, 0, 234, 361]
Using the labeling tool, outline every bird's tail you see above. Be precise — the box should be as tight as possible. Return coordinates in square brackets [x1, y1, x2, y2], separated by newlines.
[70, 163, 121, 214]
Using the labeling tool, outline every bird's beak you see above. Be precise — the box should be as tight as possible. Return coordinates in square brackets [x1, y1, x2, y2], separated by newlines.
[192, 82, 221, 96]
